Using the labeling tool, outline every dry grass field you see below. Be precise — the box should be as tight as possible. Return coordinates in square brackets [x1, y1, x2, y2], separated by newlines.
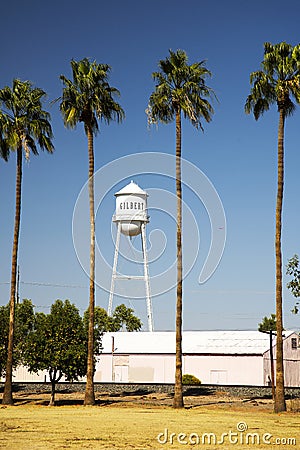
[0, 389, 300, 449]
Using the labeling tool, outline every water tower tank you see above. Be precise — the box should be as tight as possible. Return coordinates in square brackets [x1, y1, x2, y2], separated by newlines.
[113, 181, 149, 236]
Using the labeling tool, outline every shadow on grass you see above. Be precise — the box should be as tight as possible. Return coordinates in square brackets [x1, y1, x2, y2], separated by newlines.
[122, 389, 154, 396]
[12, 397, 85, 407]
[11, 396, 128, 407]
[0, 385, 24, 393]
[183, 387, 216, 397]
[108, 389, 154, 397]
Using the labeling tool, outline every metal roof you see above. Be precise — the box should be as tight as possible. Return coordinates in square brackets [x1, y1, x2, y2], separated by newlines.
[115, 180, 148, 196]
[101, 330, 295, 355]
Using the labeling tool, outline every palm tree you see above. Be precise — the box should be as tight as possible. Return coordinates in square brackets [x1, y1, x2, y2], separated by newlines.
[0, 79, 54, 405]
[59, 58, 124, 405]
[148, 49, 215, 408]
[245, 41, 300, 413]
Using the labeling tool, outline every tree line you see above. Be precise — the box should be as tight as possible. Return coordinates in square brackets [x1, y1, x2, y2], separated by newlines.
[0, 299, 141, 405]
[1, 42, 300, 412]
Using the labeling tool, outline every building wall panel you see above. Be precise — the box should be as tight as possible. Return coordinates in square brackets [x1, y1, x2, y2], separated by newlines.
[183, 355, 264, 385]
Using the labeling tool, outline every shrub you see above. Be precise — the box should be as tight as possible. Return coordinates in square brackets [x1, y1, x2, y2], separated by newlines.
[182, 374, 201, 385]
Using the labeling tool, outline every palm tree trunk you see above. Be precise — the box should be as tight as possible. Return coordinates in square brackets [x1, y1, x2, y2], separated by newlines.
[274, 108, 286, 413]
[2, 146, 22, 405]
[173, 108, 184, 408]
[84, 125, 96, 406]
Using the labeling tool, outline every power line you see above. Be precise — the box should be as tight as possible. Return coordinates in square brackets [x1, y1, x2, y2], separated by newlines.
[0, 281, 87, 288]
[21, 281, 87, 288]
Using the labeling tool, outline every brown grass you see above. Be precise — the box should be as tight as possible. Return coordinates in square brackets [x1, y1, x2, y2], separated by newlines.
[0, 390, 299, 449]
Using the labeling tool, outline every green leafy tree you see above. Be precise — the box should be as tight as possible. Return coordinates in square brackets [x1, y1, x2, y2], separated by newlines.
[23, 300, 93, 406]
[0, 80, 54, 405]
[93, 306, 114, 332]
[286, 254, 300, 313]
[245, 41, 300, 413]
[83, 307, 107, 350]
[0, 299, 35, 377]
[111, 304, 142, 331]
[59, 59, 124, 405]
[84, 304, 142, 333]
[258, 314, 277, 332]
[148, 49, 215, 408]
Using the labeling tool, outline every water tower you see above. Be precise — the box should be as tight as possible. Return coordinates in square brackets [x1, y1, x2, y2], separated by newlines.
[108, 181, 153, 331]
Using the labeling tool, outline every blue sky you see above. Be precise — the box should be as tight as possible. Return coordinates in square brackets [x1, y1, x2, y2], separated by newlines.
[1, 0, 300, 331]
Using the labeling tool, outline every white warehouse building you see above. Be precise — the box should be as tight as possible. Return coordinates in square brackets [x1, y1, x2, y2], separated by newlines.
[7, 330, 300, 386]
[95, 330, 300, 386]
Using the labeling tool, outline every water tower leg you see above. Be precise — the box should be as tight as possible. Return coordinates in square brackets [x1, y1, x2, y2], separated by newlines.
[108, 221, 121, 316]
[141, 222, 153, 331]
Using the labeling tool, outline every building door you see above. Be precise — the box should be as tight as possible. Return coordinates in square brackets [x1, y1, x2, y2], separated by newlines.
[210, 370, 227, 384]
[114, 365, 129, 382]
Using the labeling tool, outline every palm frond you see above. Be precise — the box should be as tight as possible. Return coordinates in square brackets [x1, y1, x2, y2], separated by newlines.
[0, 79, 54, 160]
[59, 58, 124, 136]
[246, 41, 300, 119]
[149, 49, 215, 129]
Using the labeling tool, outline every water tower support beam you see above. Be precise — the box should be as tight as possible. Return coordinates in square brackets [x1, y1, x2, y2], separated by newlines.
[141, 222, 153, 331]
[108, 221, 121, 316]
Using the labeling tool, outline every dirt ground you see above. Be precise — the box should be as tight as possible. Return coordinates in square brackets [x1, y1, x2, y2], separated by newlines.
[9, 387, 283, 412]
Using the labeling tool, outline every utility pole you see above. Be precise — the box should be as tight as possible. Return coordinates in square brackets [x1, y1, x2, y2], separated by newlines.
[269, 330, 275, 400]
